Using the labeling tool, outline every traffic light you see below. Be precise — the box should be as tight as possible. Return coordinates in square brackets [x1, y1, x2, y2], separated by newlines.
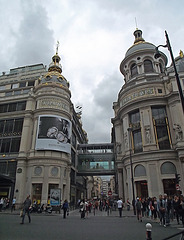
[175, 173, 181, 184]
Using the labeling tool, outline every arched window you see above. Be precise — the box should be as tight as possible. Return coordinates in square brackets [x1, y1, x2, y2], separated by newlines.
[134, 164, 146, 177]
[130, 63, 138, 77]
[159, 63, 164, 73]
[144, 60, 153, 73]
[161, 162, 176, 174]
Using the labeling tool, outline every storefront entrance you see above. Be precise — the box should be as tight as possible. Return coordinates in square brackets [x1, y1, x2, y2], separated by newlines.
[163, 179, 176, 196]
[136, 181, 148, 199]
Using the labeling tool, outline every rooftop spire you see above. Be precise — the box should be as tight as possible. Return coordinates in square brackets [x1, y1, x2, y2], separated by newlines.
[133, 29, 145, 44]
[56, 40, 59, 55]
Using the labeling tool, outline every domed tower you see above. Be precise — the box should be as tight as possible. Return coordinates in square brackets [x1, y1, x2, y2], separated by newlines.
[15, 46, 73, 205]
[112, 29, 184, 201]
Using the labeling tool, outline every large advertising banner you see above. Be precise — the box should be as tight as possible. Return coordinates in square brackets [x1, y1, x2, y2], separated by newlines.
[35, 115, 72, 154]
[50, 188, 61, 206]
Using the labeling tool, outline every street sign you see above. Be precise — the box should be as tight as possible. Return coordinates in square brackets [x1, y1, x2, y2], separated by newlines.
[176, 184, 180, 191]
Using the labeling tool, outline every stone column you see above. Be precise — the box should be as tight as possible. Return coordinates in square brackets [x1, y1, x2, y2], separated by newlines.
[118, 169, 123, 198]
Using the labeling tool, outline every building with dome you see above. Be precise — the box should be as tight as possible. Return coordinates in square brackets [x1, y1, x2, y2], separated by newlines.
[0, 49, 88, 208]
[112, 29, 184, 201]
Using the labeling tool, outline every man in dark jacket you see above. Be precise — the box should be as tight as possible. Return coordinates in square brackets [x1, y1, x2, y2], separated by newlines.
[62, 199, 69, 219]
[21, 194, 32, 224]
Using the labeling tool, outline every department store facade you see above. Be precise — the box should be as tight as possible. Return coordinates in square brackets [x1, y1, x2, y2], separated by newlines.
[0, 52, 88, 207]
[112, 29, 184, 201]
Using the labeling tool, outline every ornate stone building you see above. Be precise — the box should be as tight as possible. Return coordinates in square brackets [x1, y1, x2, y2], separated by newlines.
[0, 50, 88, 207]
[112, 29, 184, 201]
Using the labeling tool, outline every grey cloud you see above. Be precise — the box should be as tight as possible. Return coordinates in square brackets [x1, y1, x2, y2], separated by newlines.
[13, 2, 54, 67]
[81, 72, 123, 143]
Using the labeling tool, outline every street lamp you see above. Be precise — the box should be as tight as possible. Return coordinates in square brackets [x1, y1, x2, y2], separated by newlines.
[127, 127, 136, 215]
[154, 30, 184, 113]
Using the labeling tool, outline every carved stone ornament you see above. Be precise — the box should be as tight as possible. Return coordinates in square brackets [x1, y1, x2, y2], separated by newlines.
[34, 166, 42, 176]
[116, 142, 122, 154]
[145, 126, 152, 144]
[173, 123, 183, 141]
[51, 167, 59, 176]
[124, 133, 128, 150]
[17, 168, 22, 173]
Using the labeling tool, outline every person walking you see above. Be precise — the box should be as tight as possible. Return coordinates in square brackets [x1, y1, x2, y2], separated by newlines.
[136, 198, 142, 222]
[117, 197, 123, 217]
[80, 199, 87, 219]
[20, 194, 32, 224]
[173, 195, 180, 224]
[11, 197, 16, 212]
[127, 198, 131, 211]
[158, 194, 167, 227]
[62, 199, 69, 219]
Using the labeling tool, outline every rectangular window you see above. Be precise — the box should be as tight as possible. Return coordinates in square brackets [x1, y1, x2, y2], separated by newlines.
[14, 90, 21, 95]
[0, 102, 26, 113]
[17, 101, 26, 111]
[152, 106, 171, 150]
[0, 120, 4, 137]
[8, 103, 17, 112]
[19, 82, 26, 88]
[133, 130, 143, 153]
[28, 81, 35, 87]
[72, 133, 76, 148]
[32, 184, 42, 204]
[0, 86, 5, 91]
[129, 110, 143, 153]
[48, 184, 59, 204]
[5, 92, 12, 96]
[0, 104, 8, 113]
[14, 119, 24, 135]
[10, 137, 21, 152]
[11, 83, 19, 89]
[158, 89, 162, 93]
[1, 138, 11, 153]
[71, 149, 76, 167]
[4, 120, 14, 136]
[0, 118, 23, 138]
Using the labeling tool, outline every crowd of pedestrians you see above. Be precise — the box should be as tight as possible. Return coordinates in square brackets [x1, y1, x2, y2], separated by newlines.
[0, 197, 11, 211]
[78, 198, 115, 219]
[133, 194, 184, 227]
[1, 193, 184, 228]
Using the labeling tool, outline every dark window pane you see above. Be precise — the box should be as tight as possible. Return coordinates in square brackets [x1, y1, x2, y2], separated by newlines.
[10, 138, 21, 152]
[28, 81, 35, 86]
[144, 60, 153, 73]
[14, 119, 23, 135]
[17, 101, 26, 111]
[161, 162, 176, 174]
[130, 111, 140, 124]
[159, 63, 164, 73]
[8, 103, 17, 112]
[152, 107, 166, 119]
[1, 138, 11, 153]
[0, 120, 4, 137]
[71, 149, 76, 167]
[131, 63, 138, 77]
[4, 120, 14, 136]
[0, 104, 8, 113]
[133, 130, 143, 153]
[5, 92, 12, 96]
[152, 106, 171, 150]
[72, 133, 76, 148]
[134, 164, 146, 177]
[19, 82, 26, 88]
[14, 90, 21, 95]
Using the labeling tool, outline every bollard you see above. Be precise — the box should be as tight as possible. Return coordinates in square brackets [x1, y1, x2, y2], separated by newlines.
[146, 223, 152, 240]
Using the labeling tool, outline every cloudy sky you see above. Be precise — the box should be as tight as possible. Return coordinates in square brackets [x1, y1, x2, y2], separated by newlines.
[0, 0, 183, 143]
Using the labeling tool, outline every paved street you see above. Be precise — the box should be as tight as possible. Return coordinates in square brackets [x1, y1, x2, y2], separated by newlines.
[0, 209, 183, 240]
